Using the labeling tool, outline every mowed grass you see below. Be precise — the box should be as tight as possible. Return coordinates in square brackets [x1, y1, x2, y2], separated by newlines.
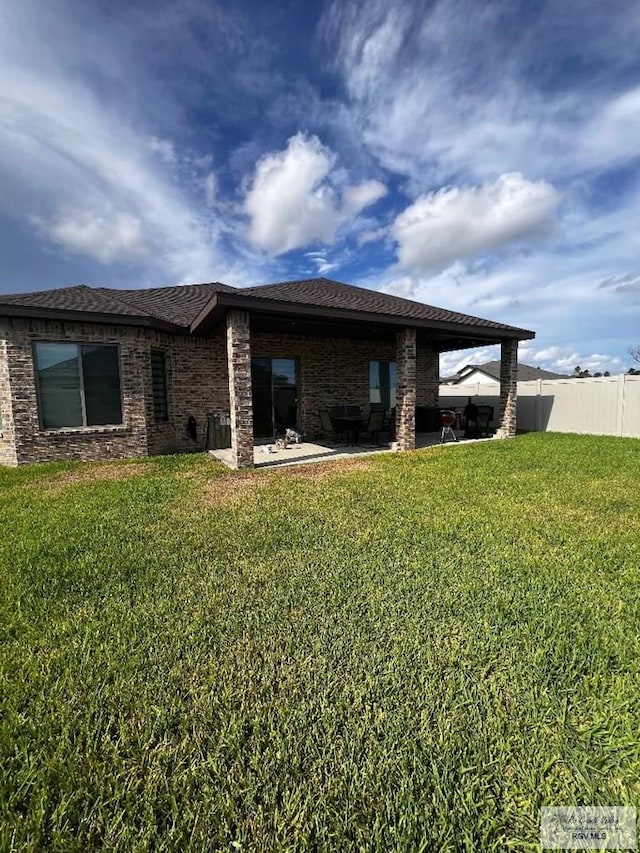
[0, 434, 639, 851]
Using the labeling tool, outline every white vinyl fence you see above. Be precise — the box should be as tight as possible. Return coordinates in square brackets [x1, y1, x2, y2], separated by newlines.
[440, 374, 640, 437]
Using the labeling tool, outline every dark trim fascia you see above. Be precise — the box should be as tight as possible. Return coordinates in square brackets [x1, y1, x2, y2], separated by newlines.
[190, 291, 535, 341]
[190, 290, 223, 334]
[436, 340, 505, 354]
[0, 305, 186, 334]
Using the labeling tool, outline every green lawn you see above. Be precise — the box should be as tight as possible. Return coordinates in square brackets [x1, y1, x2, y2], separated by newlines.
[1, 434, 639, 851]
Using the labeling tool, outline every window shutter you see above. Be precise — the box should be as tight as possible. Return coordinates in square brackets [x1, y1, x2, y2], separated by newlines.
[151, 350, 169, 423]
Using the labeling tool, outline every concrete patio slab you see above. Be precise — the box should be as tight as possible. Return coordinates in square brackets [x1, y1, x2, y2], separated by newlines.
[209, 431, 494, 469]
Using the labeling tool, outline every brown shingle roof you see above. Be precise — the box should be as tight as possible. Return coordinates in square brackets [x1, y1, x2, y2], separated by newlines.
[95, 282, 234, 327]
[0, 282, 233, 329]
[0, 285, 150, 317]
[239, 277, 529, 334]
[0, 277, 534, 339]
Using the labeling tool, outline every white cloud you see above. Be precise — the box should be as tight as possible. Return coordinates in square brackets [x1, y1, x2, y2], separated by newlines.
[316, 259, 339, 275]
[147, 136, 176, 165]
[579, 86, 640, 173]
[439, 344, 625, 378]
[0, 2, 255, 284]
[342, 180, 387, 215]
[0, 67, 230, 280]
[391, 173, 560, 272]
[358, 225, 389, 246]
[35, 209, 149, 264]
[355, 178, 640, 376]
[303, 251, 339, 276]
[336, 5, 411, 102]
[203, 172, 218, 207]
[524, 346, 625, 375]
[244, 133, 387, 255]
[322, 0, 640, 188]
[440, 345, 499, 378]
[245, 133, 339, 254]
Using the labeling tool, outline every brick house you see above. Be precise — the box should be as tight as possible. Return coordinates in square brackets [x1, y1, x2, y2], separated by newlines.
[0, 277, 534, 467]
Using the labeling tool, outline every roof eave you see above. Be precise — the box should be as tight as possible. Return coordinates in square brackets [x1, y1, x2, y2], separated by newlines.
[0, 304, 186, 334]
[190, 291, 535, 341]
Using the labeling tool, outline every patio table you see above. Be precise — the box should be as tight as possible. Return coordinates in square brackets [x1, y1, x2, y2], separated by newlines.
[333, 416, 367, 446]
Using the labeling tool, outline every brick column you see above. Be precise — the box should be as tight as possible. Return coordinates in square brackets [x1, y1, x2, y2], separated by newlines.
[0, 339, 18, 466]
[416, 347, 439, 406]
[396, 328, 416, 450]
[496, 339, 518, 438]
[226, 310, 254, 468]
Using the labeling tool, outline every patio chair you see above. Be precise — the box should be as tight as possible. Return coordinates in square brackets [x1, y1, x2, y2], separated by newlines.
[439, 410, 459, 444]
[384, 408, 396, 441]
[360, 409, 386, 445]
[463, 399, 479, 438]
[319, 409, 343, 442]
[476, 405, 494, 438]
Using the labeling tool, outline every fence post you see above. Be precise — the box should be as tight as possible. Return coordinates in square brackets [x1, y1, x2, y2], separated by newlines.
[617, 374, 627, 436]
[536, 379, 543, 432]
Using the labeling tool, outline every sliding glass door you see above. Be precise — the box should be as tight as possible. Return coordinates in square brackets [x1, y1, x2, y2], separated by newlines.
[369, 360, 397, 410]
[250, 357, 297, 437]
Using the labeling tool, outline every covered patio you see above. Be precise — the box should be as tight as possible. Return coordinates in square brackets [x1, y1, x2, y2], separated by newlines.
[190, 278, 535, 469]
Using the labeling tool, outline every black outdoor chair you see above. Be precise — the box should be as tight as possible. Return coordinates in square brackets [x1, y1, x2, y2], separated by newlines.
[384, 408, 396, 441]
[319, 409, 343, 442]
[360, 409, 386, 445]
[463, 401, 479, 438]
[328, 405, 353, 444]
[476, 405, 494, 437]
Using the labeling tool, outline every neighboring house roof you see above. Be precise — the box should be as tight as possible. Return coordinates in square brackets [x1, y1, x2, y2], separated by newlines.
[445, 360, 566, 383]
[0, 277, 535, 346]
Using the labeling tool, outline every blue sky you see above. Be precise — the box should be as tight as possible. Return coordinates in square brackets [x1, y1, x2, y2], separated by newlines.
[1, 0, 639, 374]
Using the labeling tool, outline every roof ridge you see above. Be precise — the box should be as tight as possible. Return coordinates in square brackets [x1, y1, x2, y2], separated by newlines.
[110, 281, 231, 294]
[91, 286, 157, 318]
[93, 281, 235, 327]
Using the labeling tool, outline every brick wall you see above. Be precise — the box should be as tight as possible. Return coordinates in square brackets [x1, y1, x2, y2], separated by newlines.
[0, 314, 439, 465]
[252, 333, 438, 437]
[416, 347, 439, 406]
[252, 332, 393, 437]
[0, 318, 227, 465]
[144, 326, 228, 456]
